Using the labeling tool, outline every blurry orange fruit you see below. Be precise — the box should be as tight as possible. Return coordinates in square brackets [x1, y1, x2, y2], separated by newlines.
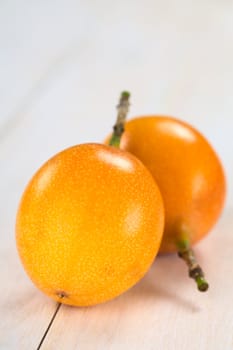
[108, 116, 226, 253]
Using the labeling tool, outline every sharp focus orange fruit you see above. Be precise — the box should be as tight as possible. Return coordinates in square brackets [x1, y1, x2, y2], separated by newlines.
[16, 143, 164, 306]
[114, 116, 226, 253]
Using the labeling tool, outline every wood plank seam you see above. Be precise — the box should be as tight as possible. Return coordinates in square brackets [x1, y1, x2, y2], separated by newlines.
[36, 302, 62, 350]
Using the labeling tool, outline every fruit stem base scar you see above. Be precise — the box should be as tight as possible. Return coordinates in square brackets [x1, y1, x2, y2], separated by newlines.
[56, 291, 68, 299]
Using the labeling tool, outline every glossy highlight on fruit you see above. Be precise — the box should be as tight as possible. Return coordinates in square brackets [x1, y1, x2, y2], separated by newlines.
[16, 143, 164, 306]
[115, 116, 226, 253]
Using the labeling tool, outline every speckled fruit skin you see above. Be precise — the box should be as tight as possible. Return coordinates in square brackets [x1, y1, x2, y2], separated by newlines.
[113, 116, 226, 253]
[16, 143, 164, 306]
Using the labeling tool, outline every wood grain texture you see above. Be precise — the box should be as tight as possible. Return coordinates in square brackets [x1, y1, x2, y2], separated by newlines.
[0, 0, 233, 349]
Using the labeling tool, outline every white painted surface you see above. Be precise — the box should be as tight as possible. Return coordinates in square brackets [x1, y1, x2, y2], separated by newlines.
[0, 1, 233, 349]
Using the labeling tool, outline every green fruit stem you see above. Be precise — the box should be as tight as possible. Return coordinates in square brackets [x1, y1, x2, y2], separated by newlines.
[177, 239, 209, 292]
[109, 91, 130, 147]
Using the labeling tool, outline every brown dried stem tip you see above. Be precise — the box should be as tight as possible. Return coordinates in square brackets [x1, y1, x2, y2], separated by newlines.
[109, 91, 130, 147]
[177, 239, 209, 292]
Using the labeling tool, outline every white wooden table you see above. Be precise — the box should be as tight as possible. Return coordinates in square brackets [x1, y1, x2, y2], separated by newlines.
[1, 1, 233, 349]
